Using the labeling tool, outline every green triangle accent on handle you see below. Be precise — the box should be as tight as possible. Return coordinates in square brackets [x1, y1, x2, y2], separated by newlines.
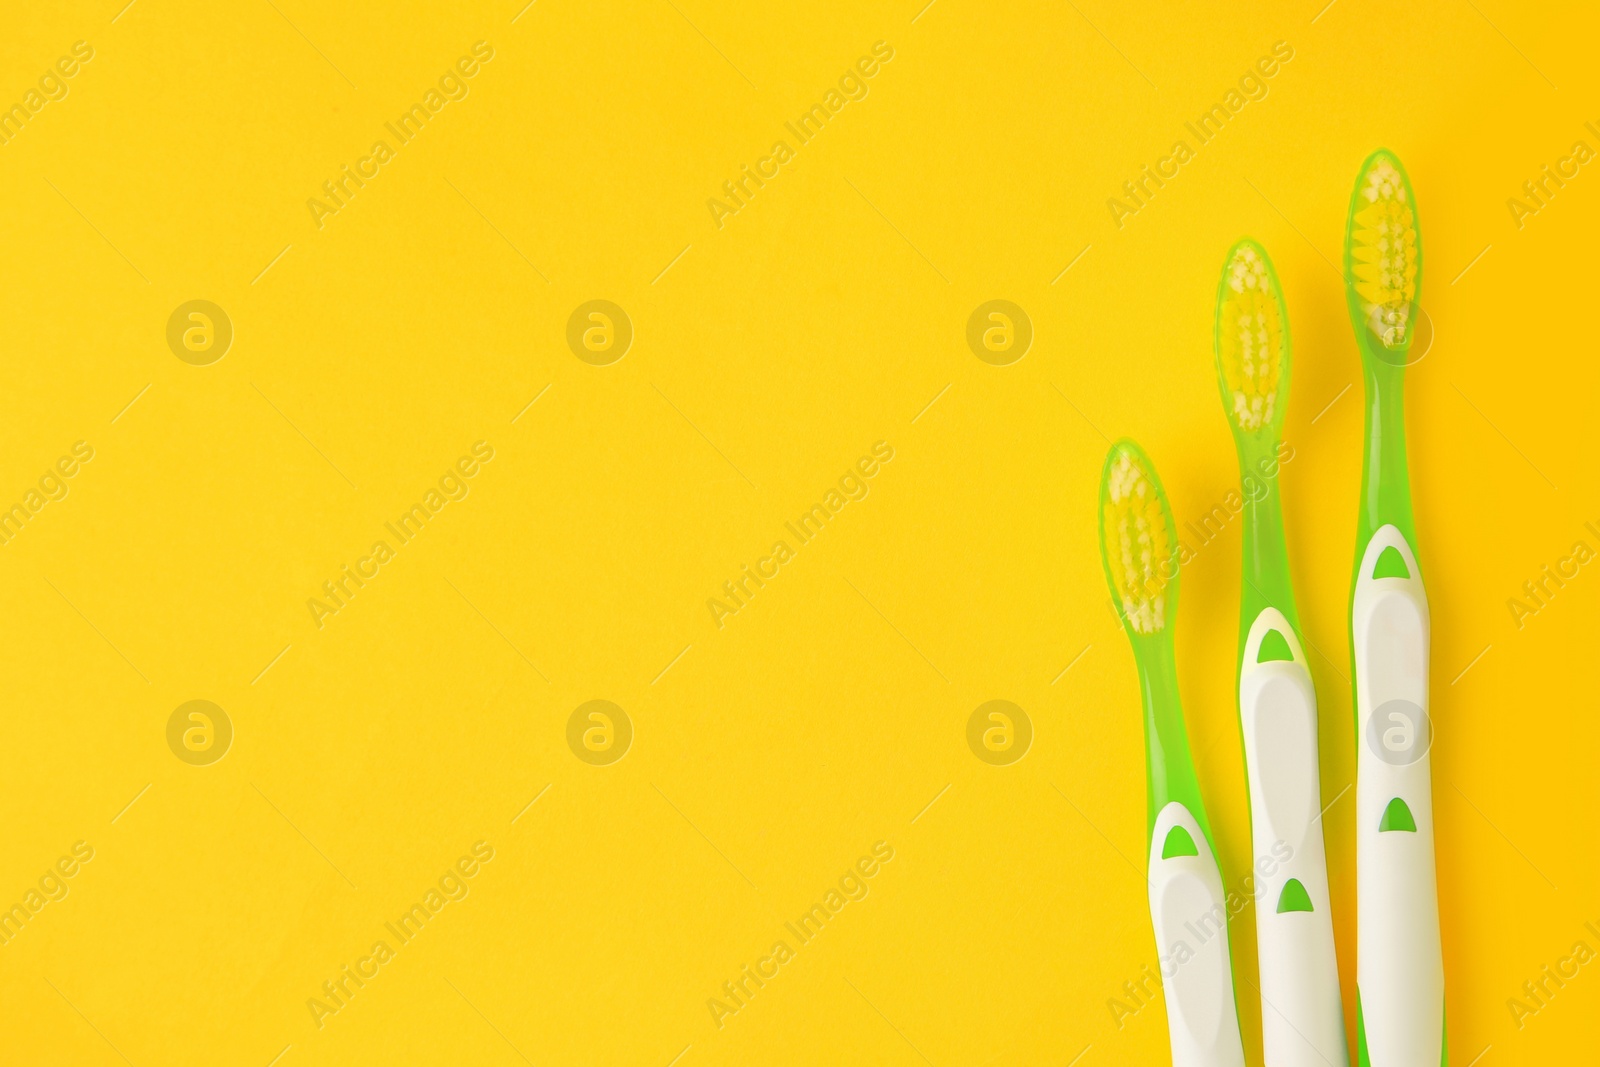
[1257, 629, 1294, 662]
[1373, 545, 1411, 579]
[1379, 796, 1417, 832]
[1160, 825, 1199, 858]
[1275, 878, 1314, 912]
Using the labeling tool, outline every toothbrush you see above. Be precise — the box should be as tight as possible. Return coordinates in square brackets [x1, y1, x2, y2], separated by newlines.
[1098, 441, 1246, 1067]
[1213, 240, 1349, 1067]
[1343, 150, 1445, 1066]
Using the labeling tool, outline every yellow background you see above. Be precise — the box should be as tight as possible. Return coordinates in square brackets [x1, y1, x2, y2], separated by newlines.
[2, 0, 1596, 1063]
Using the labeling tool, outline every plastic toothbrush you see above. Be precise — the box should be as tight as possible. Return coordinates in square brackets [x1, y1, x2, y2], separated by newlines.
[1099, 440, 1246, 1067]
[1213, 238, 1348, 1066]
[1343, 149, 1446, 1066]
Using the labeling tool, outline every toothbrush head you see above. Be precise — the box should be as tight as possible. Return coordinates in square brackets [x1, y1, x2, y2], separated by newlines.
[1344, 149, 1421, 362]
[1099, 440, 1178, 637]
[1214, 238, 1290, 438]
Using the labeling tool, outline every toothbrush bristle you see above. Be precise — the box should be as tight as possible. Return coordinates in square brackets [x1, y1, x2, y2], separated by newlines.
[1217, 241, 1284, 433]
[1349, 154, 1418, 350]
[1101, 445, 1173, 635]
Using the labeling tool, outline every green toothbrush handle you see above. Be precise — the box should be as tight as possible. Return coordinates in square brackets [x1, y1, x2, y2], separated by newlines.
[1238, 456, 1299, 633]
[1355, 360, 1417, 555]
[1135, 638, 1210, 841]
[1234, 466, 1349, 1065]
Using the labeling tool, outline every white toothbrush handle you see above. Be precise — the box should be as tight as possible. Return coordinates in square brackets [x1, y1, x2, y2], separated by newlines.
[1353, 527, 1444, 1065]
[1239, 609, 1350, 1067]
[1148, 802, 1247, 1067]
